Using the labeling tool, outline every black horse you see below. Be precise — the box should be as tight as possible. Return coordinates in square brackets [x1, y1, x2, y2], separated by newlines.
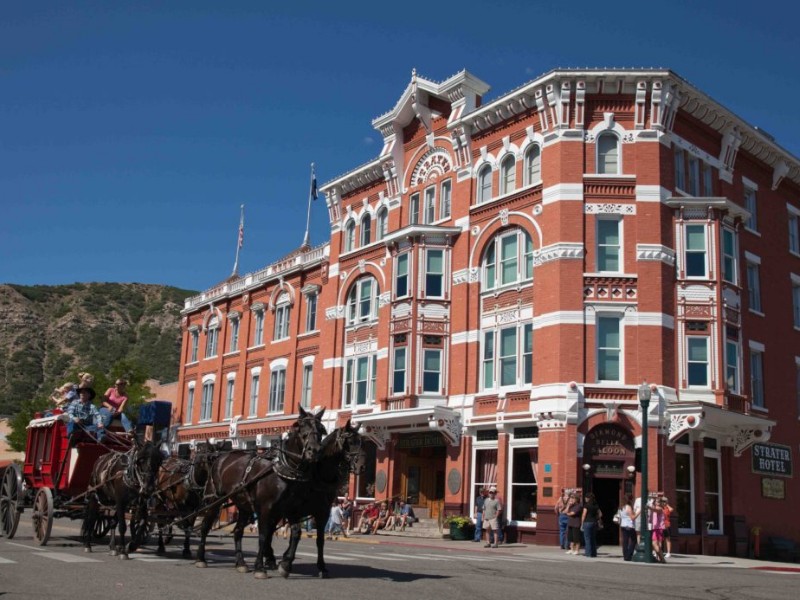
[194, 406, 326, 577]
[151, 444, 217, 558]
[83, 439, 163, 558]
[267, 419, 364, 578]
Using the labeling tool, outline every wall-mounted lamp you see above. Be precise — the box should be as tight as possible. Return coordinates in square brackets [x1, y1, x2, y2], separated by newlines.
[582, 463, 592, 493]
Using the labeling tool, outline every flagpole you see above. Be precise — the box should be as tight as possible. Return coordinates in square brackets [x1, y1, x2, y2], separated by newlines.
[232, 204, 244, 276]
[302, 163, 315, 249]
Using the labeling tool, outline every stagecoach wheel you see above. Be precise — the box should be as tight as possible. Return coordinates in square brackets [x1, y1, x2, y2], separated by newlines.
[31, 488, 54, 546]
[93, 515, 113, 540]
[0, 464, 23, 539]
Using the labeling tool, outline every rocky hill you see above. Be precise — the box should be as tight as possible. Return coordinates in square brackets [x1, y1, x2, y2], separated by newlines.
[0, 282, 195, 416]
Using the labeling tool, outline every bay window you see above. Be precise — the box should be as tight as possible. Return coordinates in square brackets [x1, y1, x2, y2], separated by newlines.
[343, 354, 377, 407]
[482, 229, 534, 290]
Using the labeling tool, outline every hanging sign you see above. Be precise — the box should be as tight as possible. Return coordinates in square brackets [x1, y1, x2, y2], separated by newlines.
[751, 443, 792, 478]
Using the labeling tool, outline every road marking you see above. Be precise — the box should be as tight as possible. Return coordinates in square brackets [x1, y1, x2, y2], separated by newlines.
[295, 551, 349, 562]
[331, 551, 405, 562]
[383, 552, 448, 561]
[130, 556, 183, 563]
[4, 541, 44, 551]
[0, 556, 16, 564]
[32, 552, 102, 563]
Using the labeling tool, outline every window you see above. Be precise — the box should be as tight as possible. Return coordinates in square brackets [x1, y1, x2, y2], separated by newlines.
[744, 187, 758, 231]
[510, 447, 538, 522]
[500, 155, 516, 195]
[597, 218, 621, 272]
[347, 277, 378, 324]
[685, 224, 707, 278]
[409, 193, 420, 225]
[721, 228, 737, 284]
[674, 148, 686, 191]
[425, 249, 444, 298]
[499, 328, 517, 387]
[597, 133, 619, 175]
[675, 442, 694, 532]
[305, 293, 317, 332]
[344, 355, 376, 407]
[525, 145, 541, 184]
[229, 318, 240, 352]
[703, 164, 714, 196]
[395, 253, 409, 298]
[377, 207, 388, 241]
[688, 156, 700, 196]
[392, 347, 407, 395]
[224, 377, 235, 420]
[254, 309, 265, 345]
[482, 331, 495, 389]
[522, 324, 533, 384]
[794, 280, 800, 328]
[725, 339, 740, 393]
[789, 211, 800, 254]
[360, 214, 372, 246]
[344, 220, 355, 252]
[473, 448, 498, 518]
[301, 364, 313, 409]
[189, 330, 199, 362]
[273, 303, 290, 340]
[482, 229, 534, 290]
[200, 380, 214, 421]
[482, 324, 533, 390]
[750, 349, 764, 408]
[597, 316, 621, 382]
[687, 337, 709, 387]
[205, 324, 219, 358]
[440, 180, 452, 220]
[268, 368, 286, 413]
[249, 372, 260, 416]
[184, 384, 195, 424]
[704, 449, 722, 533]
[424, 186, 436, 223]
[423, 348, 442, 393]
[746, 261, 762, 313]
[477, 165, 492, 204]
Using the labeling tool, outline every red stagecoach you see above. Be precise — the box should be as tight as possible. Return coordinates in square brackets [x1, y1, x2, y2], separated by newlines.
[0, 408, 148, 545]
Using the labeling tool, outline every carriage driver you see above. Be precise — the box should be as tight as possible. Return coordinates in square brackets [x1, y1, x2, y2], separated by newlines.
[66, 386, 105, 442]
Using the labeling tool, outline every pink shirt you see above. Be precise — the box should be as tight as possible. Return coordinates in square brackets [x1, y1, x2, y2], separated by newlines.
[104, 387, 127, 410]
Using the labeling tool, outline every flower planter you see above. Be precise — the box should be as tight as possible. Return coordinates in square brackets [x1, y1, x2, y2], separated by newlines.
[449, 523, 475, 540]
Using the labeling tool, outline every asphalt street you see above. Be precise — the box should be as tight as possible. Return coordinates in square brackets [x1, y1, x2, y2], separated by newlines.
[1, 518, 797, 600]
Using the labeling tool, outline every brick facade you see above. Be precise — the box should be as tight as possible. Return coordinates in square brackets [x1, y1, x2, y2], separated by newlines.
[176, 69, 800, 554]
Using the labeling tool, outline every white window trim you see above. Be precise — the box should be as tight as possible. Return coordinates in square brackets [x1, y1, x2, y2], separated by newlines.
[596, 312, 624, 383]
[506, 439, 539, 528]
[787, 204, 800, 257]
[391, 345, 407, 397]
[682, 223, 710, 280]
[595, 131, 621, 175]
[703, 444, 724, 535]
[686, 336, 711, 389]
[749, 343, 766, 412]
[721, 227, 738, 286]
[423, 248, 447, 300]
[223, 374, 235, 421]
[596, 215, 623, 273]
[725, 338, 741, 394]
[184, 382, 196, 425]
[394, 252, 412, 300]
[675, 441, 695, 534]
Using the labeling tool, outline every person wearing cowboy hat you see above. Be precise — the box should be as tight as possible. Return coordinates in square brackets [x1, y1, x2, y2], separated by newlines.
[66, 385, 105, 442]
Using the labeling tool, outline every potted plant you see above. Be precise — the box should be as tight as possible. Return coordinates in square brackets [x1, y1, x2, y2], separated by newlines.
[445, 515, 474, 540]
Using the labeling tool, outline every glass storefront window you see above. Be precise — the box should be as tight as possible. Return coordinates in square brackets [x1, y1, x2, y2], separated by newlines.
[511, 447, 537, 521]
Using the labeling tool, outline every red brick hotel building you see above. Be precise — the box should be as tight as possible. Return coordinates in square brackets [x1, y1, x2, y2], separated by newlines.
[175, 68, 800, 554]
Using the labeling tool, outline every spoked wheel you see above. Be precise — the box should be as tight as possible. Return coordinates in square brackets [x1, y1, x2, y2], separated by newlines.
[31, 488, 54, 546]
[0, 464, 23, 539]
[93, 515, 114, 540]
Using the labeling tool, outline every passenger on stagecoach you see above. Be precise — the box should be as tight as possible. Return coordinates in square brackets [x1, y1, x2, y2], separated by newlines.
[99, 378, 133, 434]
[66, 385, 105, 442]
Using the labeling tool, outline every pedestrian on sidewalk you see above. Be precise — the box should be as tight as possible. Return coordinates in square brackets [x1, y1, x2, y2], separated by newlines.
[661, 496, 673, 558]
[566, 493, 583, 555]
[473, 488, 487, 543]
[581, 492, 602, 558]
[618, 494, 636, 561]
[555, 490, 570, 549]
[482, 487, 503, 548]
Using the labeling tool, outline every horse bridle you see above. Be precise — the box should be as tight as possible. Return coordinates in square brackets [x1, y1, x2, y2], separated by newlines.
[274, 417, 322, 481]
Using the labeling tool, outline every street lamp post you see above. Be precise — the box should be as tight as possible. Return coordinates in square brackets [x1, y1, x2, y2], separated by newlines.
[632, 381, 653, 563]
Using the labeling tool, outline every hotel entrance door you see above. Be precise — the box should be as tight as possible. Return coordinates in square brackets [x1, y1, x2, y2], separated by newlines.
[398, 440, 446, 519]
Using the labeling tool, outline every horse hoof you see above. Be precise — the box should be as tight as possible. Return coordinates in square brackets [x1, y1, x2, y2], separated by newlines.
[110, 550, 118, 557]
[278, 566, 290, 579]
[254, 571, 270, 580]
[195, 561, 208, 568]
[318, 571, 329, 579]
[119, 554, 130, 561]
[236, 565, 249, 573]
[84, 547, 92, 553]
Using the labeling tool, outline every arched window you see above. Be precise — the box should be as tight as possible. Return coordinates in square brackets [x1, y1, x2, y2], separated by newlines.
[346, 276, 379, 325]
[482, 229, 534, 290]
[477, 165, 492, 204]
[500, 155, 516, 195]
[597, 133, 620, 175]
[525, 145, 541, 184]
[344, 220, 356, 252]
[376, 207, 388, 241]
[360, 214, 372, 246]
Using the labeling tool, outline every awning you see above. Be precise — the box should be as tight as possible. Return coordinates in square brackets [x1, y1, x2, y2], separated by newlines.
[352, 405, 462, 449]
[666, 402, 775, 456]
[26, 413, 69, 429]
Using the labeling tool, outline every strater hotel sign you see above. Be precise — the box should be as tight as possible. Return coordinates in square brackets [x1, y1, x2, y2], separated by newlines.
[751, 443, 792, 477]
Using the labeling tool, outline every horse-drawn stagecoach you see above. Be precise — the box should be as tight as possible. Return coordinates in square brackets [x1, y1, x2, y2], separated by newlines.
[0, 405, 166, 546]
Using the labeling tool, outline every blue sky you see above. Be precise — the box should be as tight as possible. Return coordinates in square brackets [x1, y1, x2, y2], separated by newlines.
[2, 0, 799, 293]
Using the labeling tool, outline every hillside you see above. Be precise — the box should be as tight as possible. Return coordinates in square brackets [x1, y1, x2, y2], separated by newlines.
[0, 282, 195, 416]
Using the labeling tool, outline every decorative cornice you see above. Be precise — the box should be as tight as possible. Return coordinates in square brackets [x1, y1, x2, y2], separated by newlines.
[584, 203, 636, 215]
[535, 242, 585, 266]
[636, 244, 676, 266]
